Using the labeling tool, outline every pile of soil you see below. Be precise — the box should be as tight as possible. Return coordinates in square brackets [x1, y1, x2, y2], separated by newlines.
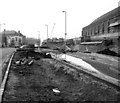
[2, 51, 120, 102]
[97, 48, 120, 57]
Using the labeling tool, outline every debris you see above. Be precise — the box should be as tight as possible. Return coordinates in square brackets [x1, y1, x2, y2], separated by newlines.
[53, 88, 60, 93]
[15, 60, 21, 65]
[97, 48, 120, 57]
[45, 53, 52, 58]
[91, 57, 95, 60]
[3, 50, 120, 102]
[21, 58, 27, 65]
[28, 60, 34, 66]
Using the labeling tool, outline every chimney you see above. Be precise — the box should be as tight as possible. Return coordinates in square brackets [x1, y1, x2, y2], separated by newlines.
[18, 30, 20, 34]
[118, 1, 120, 7]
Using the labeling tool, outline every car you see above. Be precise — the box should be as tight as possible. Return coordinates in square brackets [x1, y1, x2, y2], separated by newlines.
[15, 45, 20, 48]
[19, 45, 27, 48]
[17, 44, 35, 51]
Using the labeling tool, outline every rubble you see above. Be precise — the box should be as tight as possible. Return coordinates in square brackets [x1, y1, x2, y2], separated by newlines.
[15, 60, 21, 65]
[2, 50, 120, 102]
[97, 48, 120, 57]
[28, 60, 34, 66]
[53, 88, 61, 93]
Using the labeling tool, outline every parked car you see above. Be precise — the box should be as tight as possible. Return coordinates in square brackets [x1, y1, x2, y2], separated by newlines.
[17, 44, 35, 51]
[15, 45, 20, 48]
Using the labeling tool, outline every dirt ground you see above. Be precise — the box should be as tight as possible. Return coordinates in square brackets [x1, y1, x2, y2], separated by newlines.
[2, 50, 120, 102]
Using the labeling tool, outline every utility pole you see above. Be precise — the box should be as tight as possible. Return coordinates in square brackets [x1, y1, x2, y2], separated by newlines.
[45, 25, 48, 42]
[62, 11, 67, 60]
[38, 31, 40, 51]
[50, 23, 56, 38]
[0, 24, 1, 34]
[0, 23, 5, 47]
[0, 23, 5, 33]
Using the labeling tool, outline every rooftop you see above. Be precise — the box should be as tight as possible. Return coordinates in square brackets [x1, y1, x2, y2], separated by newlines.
[1, 30, 25, 37]
[91, 6, 120, 25]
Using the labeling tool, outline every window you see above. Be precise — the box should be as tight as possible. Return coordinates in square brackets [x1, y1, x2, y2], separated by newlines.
[94, 26, 97, 35]
[102, 23, 104, 34]
[91, 28, 93, 36]
[92, 28, 95, 36]
[16, 37, 17, 41]
[103, 21, 109, 33]
[109, 18, 115, 33]
[99, 23, 103, 34]
[98, 25, 100, 34]
[107, 20, 110, 33]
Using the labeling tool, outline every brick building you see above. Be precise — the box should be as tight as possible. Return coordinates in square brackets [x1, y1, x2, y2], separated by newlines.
[82, 6, 120, 42]
[0, 30, 26, 47]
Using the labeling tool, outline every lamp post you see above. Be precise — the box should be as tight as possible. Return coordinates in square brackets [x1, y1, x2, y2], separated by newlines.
[38, 31, 40, 50]
[45, 25, 48, 42]
[0, 23, 5, 47]
[0, 23, 5, 33]
[62, 11, 67, 60]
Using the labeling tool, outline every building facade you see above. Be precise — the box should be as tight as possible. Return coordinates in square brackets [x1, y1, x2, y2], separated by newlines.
[0, 30, 26, 47]
[82, 6, 120, 42]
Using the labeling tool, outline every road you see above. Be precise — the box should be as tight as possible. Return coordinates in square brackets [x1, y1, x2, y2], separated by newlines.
[0, 48, 15, 85]
[68, 52, 120, 80]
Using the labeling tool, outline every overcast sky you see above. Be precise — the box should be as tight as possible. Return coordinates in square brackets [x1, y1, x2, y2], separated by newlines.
[0, 0, 119, 41]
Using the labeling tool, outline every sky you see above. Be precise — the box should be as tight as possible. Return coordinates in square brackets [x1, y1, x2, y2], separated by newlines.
[0, 0, 119, 42]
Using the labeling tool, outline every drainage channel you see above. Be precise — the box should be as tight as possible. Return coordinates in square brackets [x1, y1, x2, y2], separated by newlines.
[0, 52, 15, 103]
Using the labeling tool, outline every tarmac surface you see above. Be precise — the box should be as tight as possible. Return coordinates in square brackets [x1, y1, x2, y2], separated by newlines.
[0, 48, 15, 85]
[68, 52, 120, 80]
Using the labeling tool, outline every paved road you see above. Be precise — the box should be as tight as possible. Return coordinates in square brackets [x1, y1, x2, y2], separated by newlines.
[68, 52, 120, 80]
[0, 48, 15, 85]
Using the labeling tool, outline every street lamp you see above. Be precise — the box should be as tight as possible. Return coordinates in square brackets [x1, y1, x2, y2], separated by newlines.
[62, 11, 67, 60]
[38, 31, 40, 50]
[0, 23, 5, 47]
[45, 24, 48, 42]
[0, 23, 5, 33]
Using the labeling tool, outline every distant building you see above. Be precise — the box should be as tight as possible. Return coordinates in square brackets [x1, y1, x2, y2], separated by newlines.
[26, 37, 38, 45]
[42, 37, 64, 44]
[0, 30, 26, 47]
[73, 37, 81, 44]
[59, 38, 64, 42]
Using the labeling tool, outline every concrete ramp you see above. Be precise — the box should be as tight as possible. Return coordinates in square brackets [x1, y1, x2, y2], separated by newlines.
[60, 54, 100, 73]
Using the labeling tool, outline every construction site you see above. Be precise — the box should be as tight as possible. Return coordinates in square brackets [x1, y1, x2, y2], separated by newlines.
[0, 46, 120, 102]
